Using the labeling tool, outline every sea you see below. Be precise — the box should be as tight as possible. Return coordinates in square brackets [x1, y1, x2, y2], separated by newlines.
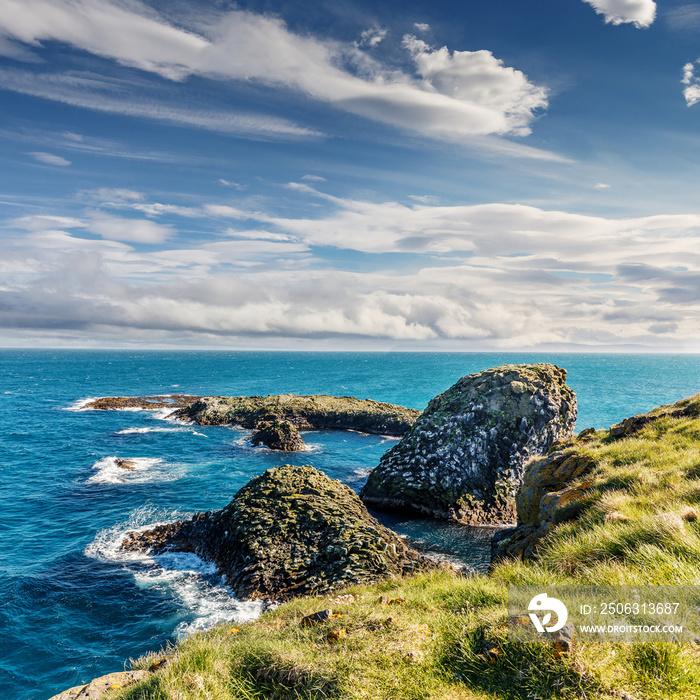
[1, 350, 699, 699]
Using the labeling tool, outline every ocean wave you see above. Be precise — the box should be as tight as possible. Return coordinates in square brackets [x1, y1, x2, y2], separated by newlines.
[64, 396, 103, 411]
[85, 510, 263, 636]
[86, 456, 176, 485]
[115, 426, 209, 438]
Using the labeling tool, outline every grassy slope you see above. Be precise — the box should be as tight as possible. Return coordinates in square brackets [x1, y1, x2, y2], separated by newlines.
[109, 413, 700, 700]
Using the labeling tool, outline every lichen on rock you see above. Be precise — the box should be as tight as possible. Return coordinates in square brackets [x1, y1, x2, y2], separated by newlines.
[493, 444, 597, 561]
[121, 465, 442, 601]
[360, 363, 577, 525]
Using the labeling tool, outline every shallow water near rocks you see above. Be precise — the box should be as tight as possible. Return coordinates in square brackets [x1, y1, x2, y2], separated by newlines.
[2, 349, 699, 700]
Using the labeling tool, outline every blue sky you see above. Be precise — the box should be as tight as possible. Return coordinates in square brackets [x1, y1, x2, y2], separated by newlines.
[1, 0, 700, 350]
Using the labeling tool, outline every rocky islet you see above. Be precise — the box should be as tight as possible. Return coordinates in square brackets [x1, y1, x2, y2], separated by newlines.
[121, 464, 443, 601]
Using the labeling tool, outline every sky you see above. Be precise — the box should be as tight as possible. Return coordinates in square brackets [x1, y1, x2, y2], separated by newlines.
[1, 0, 700, 351]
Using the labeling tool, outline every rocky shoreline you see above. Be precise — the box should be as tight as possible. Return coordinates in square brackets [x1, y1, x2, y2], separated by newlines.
[54, 364, 700, 700]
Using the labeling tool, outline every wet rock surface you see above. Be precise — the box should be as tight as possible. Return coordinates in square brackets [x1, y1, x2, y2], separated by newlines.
[250, 418, 306, 451]
[176, 394, 420, 436]
[121, 465, 443, 601]
[361, 364, 577, 525]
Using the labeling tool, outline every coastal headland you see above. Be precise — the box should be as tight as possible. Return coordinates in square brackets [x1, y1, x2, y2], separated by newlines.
[54, 365, 700, 700]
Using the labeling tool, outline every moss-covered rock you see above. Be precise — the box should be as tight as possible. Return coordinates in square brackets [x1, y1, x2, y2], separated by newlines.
[121, 465, 442, 601]
[250, 419, 306, 451]
[360, 364, 577, 525]
[177, 395, 420, 436]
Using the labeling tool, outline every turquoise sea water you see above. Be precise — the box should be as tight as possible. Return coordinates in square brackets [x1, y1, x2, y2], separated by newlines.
[2, 350, 699, 699]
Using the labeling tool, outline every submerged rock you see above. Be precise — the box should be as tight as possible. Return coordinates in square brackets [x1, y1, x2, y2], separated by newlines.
[360, 364, 577, 525]
[177, 394, 420, 436]
[121, 465, 442, 601]
[251, 418, 306, 451]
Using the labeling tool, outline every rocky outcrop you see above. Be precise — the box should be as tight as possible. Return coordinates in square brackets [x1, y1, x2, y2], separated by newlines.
[121, 465, 442, 601]
[608, 393, 700, 439]
[492, 443, 597, 561]
[48, 670, 150, 700]
[251, 418, 306, 451]
[176, 395, 420, 436]
[360, 364, 577, 525]
[83, 395, 200, 410]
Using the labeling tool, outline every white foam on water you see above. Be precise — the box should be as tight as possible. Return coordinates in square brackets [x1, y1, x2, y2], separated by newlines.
[64, 396, 103, 411]
[151, 407, 180, 421]
[86, 456, 176, 485]
[85, 509, 263, 637]
[115, 426, 209, 438]
[352, 467, 372, 479]
[116, 426, 187, 435]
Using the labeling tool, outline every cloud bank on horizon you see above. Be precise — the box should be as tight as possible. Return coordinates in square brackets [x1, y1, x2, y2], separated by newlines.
[0, 0, 698, 351]
[3, 187, 700, 350]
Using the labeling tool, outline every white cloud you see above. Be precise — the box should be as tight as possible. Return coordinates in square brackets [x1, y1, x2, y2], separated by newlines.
[301, 174, 327, 182]
[0, 0, 550, 142]
[682, 62, 700, 107]
[358, 27, 387, 48]
[667, 5, 700, 31]
[582, 0, 656, 28]
[409, 194, 440, 204]
[594, 182, 610, 189]
[402, 35, 548, 136]
[86, 211, 174, 243]
[414, 23, 430, 32]
[28, 151, 71, 166]
[217, 179, 244, 189]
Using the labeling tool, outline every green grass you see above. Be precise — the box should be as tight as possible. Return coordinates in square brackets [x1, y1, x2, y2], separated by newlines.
[106, 414, 700, 700]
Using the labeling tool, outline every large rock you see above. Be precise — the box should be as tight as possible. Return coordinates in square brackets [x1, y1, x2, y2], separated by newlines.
[250, 418, 306, 451]
[121, 465, 442, 601]
[360, 364, 577, 525]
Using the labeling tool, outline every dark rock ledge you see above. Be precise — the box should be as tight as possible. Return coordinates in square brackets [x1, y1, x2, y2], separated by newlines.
[121, 464, 444, 602]
[84, 395, 200, 410]
[177, 394, 420, 436]
[83, 394, 420, 450]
